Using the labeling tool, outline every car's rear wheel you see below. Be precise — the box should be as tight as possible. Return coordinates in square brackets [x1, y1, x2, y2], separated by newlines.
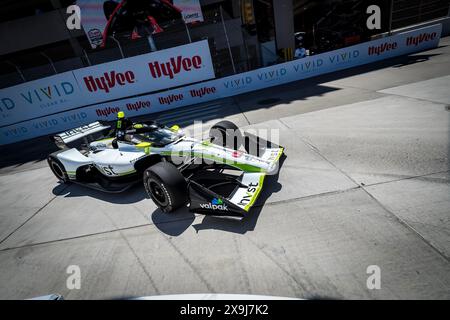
[47, 155, 70, 183]
[209, 120, 242, 150]
[143, 162, 188, 213]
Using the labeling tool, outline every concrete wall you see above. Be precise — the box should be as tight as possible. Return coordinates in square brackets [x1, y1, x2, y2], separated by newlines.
[0, 9, 83, 56]
[273, 0, 295, 51]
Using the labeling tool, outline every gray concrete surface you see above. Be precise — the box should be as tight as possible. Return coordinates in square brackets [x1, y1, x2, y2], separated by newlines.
[0, 37, 449, 300]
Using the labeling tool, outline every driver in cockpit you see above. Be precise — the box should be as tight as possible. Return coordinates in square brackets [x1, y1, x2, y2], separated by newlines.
[115, 111, 159, 143]
[115, 111, 132, 141]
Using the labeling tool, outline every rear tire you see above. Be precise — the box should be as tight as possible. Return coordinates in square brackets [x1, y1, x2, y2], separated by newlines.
[47, 155, 70, 183]
[143, 162, 188, 213]
[209, 120, 242, 150]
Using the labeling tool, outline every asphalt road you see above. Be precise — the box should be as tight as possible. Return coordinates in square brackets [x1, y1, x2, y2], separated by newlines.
[0, 37, 449, 300]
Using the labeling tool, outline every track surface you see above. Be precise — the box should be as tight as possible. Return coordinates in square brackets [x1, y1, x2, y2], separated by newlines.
[0, 38, 449, 300]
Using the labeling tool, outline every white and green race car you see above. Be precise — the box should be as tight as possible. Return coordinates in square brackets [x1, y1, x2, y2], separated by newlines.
[47, 119, 284, 219]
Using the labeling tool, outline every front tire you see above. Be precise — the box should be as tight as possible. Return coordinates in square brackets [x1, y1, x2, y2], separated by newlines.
[47, 155, 70, 183]
[143, 162, 188, 213]
[209, 120, 242, 150]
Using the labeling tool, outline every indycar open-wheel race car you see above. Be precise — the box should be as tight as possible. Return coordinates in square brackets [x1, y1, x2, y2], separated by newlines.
[48, 119, 284, 219]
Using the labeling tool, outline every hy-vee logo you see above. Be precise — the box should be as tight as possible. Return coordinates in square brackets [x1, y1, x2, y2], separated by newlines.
[238, 182, 259, 206]
[148, 55, 202, 79]
[200, 198, 228, 211]
[83, 71, 135, 93]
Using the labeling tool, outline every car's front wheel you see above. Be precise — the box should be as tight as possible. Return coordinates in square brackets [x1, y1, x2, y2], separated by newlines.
[47, 155, 70, 183]
[143, 162, 188, 213]
[209, 120, 242, 150]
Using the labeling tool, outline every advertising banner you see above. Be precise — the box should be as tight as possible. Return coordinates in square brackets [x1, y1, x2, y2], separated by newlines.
[73, 40, 215, 104]
[0, 24, 442, 145]
[0, 40, 215, 127]
[0, 72, 87, 128]
[173, 0, 204, 23]
[215, 24, 442, 96]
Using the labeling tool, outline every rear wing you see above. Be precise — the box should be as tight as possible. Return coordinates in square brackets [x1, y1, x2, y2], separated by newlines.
[52, 121, 111, 149]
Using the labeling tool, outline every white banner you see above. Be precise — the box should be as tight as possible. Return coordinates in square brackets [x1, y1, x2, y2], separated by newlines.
[0, 24, 442, 145]
[0, 40, 215, 127]
[73, 40, 215, 103]
[0, 72, 86, 128]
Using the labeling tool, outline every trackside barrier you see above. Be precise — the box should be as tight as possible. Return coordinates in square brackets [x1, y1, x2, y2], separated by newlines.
[0, 40, 215, 127]
[0, 24, 442, 145]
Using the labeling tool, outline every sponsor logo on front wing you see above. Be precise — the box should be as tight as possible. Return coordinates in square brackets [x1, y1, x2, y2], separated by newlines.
[266, 149, 281, 162]
[199, 198, 228, 211]
[238, 182, 259, 207]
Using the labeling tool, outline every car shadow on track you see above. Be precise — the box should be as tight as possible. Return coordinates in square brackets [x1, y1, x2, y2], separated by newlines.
[151, 208, 196, 237]
[52, 182, 148, 204]
[151, 155, 286, 236]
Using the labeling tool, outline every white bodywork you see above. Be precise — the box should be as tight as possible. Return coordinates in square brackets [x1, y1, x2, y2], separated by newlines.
[53, 122, 283, 212]
[55, 122, 283, 180]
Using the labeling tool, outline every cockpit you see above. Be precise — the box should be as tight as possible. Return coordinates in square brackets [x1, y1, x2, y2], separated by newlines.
[128, 125, 184, 147]
[88, 122, 184, 152]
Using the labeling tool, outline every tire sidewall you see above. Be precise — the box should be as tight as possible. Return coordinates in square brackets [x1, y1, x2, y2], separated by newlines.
[143, 163, 187, 213]
[209, 121, 242, 150]
[144, 172, 175, 212]
[48, 156, 69, 183]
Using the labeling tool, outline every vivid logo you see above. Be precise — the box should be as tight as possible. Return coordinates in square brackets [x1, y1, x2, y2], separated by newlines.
[257, 68, 287, 81]
[2, 126, 28, 137]
[293, 58, 324, 72]
[83, 71, 135, 93]
[223, 76, 253, 89]
[0, 82, 75, 112]
[0, 98, 16, 112]
[199, 198, 228, 211]
[1, 82, 75, 113]
[329, 50, 360, 62]
[148, 55, 202, 79]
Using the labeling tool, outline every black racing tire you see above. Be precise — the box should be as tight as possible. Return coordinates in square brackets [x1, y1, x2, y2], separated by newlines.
[47, 155, 70, 183]
[143, 162, 188, 213]
[209, 120, 242, 150]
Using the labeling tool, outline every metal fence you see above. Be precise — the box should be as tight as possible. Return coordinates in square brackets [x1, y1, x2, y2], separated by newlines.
[1, 0, 449, 89]
[391, 0, 450, 30]
[0, 5, 259, 89]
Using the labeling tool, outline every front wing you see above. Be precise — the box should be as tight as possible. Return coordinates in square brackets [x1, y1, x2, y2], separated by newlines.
[188, 171, 268, 220]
